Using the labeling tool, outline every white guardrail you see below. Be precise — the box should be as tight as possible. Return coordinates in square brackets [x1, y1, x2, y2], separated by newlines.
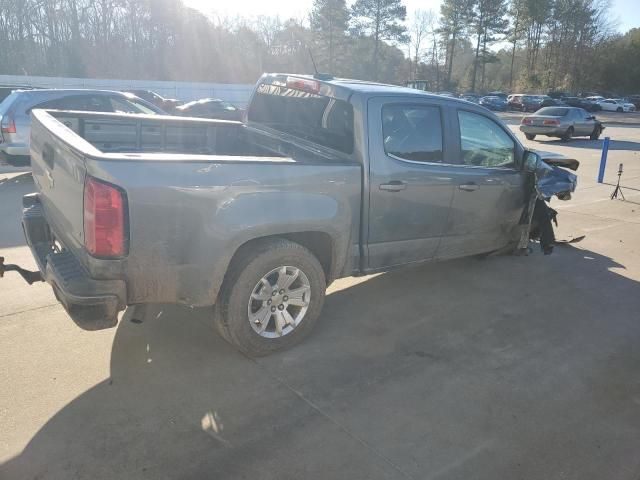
[0, 74, 255, 107]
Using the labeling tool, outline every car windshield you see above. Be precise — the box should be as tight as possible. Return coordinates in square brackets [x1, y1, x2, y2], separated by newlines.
[536, 107, 569, 116]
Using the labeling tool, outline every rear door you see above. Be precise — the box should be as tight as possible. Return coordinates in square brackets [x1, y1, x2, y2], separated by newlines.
[366, 97, 456, 269]
[436, 109, 526, 260]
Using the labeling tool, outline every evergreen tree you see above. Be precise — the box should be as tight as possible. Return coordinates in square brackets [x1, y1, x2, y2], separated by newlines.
[351, 0, 408, 80]
[310, 0, 350, 72]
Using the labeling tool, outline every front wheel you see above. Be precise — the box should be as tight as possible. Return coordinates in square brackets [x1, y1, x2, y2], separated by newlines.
[214, 238, 326, 356]
[617, 107, 623, 112]
[590, 126, 602, 140]
[525, 133, 536, 141]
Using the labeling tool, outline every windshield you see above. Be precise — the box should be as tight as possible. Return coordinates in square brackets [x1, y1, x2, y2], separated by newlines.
[536, 107, 570, 116]
[248, 83, 354, 154]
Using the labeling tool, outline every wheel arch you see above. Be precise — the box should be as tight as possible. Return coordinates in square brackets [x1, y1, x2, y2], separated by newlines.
[216, 231, 337, 301]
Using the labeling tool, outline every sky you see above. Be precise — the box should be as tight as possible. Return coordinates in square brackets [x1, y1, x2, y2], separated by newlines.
[184, 0, 640, 33]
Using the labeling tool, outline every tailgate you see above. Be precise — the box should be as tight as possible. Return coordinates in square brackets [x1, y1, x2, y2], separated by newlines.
[30, 110, 87, 254]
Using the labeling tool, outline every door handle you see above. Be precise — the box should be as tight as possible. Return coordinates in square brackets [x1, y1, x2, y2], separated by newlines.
[458, 182, 479, 192]
[379, 181, 407, 192]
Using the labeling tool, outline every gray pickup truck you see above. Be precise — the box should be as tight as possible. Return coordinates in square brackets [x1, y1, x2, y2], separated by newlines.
[4, 74, 577, 355]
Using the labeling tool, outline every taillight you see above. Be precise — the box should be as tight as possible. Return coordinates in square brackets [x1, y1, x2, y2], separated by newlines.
[543, 119, 560, 126]
[1, 113, 16, 134]
[84, 176, 127, 258]
[521, 118, 532, 125]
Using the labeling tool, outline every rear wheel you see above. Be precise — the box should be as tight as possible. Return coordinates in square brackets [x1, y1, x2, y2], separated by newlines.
[561, 127, 574, 142]
[590, 125, 602, 140]
[214, 238, 326, 356]
[525, 133, 536, 141]
[617, 107, 623, 112]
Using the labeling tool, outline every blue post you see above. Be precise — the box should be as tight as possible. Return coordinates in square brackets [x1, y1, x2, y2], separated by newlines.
[597, 136, 610, 183]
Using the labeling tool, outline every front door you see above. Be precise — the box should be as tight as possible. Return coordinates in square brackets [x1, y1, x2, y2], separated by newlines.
[572, 108, 594, 136]
[366, 98, 456, 269]
[437, 109, 526, 260]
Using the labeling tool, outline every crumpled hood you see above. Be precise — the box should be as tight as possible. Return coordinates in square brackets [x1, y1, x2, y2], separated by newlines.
[536, 163, 578, 199]
[534, 150, 580, 171]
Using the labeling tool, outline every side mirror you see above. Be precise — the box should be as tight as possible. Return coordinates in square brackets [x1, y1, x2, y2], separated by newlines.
[524, 151, 541, 173]
[587, 115, 595, 120]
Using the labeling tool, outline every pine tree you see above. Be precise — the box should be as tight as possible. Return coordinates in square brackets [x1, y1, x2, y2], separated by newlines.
[439, 0, 474, 89]
[351, 0, 407, 80]
[310, 0, 350, 72]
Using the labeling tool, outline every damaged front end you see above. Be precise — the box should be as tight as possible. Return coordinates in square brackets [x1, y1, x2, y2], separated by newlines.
[517, 151, 580, 255]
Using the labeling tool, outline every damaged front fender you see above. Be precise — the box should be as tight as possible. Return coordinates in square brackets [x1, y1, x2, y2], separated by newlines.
[517, 151, 580, 254]
[535, 161, 578, 200]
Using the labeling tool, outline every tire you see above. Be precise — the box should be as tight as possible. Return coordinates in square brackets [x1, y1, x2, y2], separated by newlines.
[590, 125, 602, 140]
[561, 127, 574, 142]
[214, 238, 326, 356]
[617, 107, 623, 113]
[525, 133, 536, 141]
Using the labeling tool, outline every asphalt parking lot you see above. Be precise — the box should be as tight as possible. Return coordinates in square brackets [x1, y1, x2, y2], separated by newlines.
[1, 115, 640, 479]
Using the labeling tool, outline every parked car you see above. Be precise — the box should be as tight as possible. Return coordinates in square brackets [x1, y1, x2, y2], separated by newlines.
[0, 85, 39, 103]
[126, 89, 182, 112]
[598, 98, 636, 112]
[547, 91, 571, 99]
[539, 96, 565, 108]
[487, 91, 508, 100]
[508, 94, 542, 112]
[520, 106, 604, 142]
[5, 73, 579, 356]
[460, 94, 481, 104]
[0, 89, 164, 165]
[479, 95, 508, 111]
[625, 95, 640, 109]
[561, 96, 601, 112]
[175, 98, 243, 120]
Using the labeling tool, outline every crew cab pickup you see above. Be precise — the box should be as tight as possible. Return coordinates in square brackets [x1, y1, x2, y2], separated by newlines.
[7, 74, 577, 355]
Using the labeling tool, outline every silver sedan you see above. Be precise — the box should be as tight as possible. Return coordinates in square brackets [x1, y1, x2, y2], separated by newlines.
[520, 107, 604, 142]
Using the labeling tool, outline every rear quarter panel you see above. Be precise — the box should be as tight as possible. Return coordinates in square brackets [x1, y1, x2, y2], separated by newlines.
[86, 158, 362, 305]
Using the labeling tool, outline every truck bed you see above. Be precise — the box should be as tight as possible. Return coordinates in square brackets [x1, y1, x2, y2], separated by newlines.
[27, 109, 362, 316]
[45, 110, 348, 163]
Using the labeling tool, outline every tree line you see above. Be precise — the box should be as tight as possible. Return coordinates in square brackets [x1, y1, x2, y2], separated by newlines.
[0, 0, 637, 94]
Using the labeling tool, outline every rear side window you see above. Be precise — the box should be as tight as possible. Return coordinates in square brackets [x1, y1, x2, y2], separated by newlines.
[248, 83, 354, 154]
[458, 111, 515, 168]
[382, 104, 443, 163]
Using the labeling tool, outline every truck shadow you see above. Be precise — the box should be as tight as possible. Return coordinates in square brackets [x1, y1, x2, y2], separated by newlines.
[2, 245, 640, 479]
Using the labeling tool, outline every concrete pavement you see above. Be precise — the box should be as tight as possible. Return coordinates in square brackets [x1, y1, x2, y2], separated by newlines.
[1, 123, 639, 479]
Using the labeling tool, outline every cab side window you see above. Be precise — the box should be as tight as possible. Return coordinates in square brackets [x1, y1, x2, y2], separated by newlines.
[382, 104, 443, 163]
[458, 111, 515, 168]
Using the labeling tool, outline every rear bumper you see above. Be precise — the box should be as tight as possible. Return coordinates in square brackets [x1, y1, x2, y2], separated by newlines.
[0, 142, 29, 156]
[0, 150, 29, 166]
[22, 193, 126, 330]
[520, 125, 565, 136]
